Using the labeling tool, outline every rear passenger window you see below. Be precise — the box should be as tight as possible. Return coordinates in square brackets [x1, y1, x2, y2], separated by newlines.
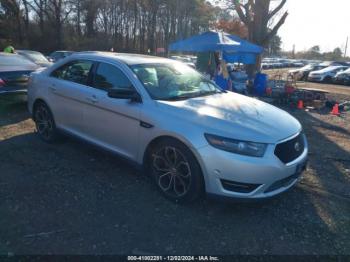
[93, 63, 132, 90]
[51, 60, 93, 85]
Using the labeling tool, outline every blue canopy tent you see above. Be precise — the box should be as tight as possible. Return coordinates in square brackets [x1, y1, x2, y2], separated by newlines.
[169, 31, 263, 64]
[169, 31, 264, 91]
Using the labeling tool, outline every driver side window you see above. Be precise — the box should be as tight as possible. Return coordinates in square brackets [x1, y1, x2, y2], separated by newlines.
[51, 60, 93, 86]
[93, 63, 132, 90]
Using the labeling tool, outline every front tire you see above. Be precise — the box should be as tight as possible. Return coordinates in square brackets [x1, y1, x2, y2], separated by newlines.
[324, 76, 332, 83]
[33, 102, 59, 143]
[147, 138, 204, 203]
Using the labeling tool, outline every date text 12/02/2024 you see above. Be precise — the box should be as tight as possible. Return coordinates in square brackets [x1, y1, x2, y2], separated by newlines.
[127, 256, 220, 261]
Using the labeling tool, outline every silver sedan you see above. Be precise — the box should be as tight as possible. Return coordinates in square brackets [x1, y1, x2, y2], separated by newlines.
[27, 52, 308, 202]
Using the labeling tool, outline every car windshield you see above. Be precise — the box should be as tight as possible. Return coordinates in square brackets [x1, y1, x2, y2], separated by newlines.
[0, 54, 36, 66]
[20, 51, 48, 63]
[342, 68, 350, 73]
[131, 63, 223, 101]
[318, 66, 342, 73]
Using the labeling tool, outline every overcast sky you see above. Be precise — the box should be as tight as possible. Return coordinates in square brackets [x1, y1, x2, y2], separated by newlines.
[277, 0, 349, 53]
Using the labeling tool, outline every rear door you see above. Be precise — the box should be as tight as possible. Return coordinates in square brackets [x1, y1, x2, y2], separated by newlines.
[83, 61, 141, 160]
[48, 60, 94, 136]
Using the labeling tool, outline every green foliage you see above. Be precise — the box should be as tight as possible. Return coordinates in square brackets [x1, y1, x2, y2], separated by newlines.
[267, 35, 282, 56]
[282, 46, 348, 61]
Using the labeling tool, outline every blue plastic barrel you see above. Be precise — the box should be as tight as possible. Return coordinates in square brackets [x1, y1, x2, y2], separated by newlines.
[254, 73, 268, 96]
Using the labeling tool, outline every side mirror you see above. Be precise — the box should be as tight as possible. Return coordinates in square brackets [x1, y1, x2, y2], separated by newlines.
[107, 88, 142, 103]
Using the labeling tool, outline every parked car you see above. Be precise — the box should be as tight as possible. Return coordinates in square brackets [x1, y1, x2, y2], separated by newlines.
[49, 51, 74, 62]
[289, 64, 326, 81]
[308, 66, 348, 83]
[333, 68, 350, 85]
[291, 61, 305, 67]
[17, 50, 52, 67]
[261, 63, 271, 70]
[318, 61, 348, 67]
[170, 55, 196, 68]
[0, 52, 40, 95]
[28, 52, 308, 202]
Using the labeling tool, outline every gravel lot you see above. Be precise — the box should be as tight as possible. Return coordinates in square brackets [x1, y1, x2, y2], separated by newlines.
[0, 87, 349, 255]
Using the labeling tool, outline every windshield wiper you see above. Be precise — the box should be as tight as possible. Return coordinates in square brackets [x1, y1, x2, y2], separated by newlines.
[161, 90, 222, 101]
[161, 94, 198, 101]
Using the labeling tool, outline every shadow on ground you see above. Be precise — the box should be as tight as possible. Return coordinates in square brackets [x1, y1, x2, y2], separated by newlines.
[0, 103, 349, 255]
[0, 95, 30, 127]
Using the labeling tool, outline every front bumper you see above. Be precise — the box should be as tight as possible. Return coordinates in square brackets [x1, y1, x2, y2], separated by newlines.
[197, 134, 308, 200]
[0, 86, 27, 95]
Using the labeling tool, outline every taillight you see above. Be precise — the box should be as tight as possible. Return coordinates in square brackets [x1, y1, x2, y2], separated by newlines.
[0, 78, 5, 87]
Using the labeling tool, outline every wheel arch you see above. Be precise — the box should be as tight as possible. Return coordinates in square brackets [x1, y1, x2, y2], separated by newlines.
[32, 98, 53, 121]
[142, 135, 206, 197]
[142, 135, 206, 181]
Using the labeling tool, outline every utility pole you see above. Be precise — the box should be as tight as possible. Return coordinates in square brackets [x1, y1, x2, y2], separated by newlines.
[292, 44, 295, 59]
[345, 36, 348, 58]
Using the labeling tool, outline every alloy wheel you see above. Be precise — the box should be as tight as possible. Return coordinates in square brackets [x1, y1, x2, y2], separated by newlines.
[35, 105, 54, 140]
[152, 146, 192, 198]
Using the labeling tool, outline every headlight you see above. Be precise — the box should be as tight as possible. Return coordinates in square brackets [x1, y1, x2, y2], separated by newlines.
[205, 134, 267, 157]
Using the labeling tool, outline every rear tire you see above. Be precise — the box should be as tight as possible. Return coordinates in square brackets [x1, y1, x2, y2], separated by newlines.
[33, 102, 60, 143]
[146, 138, 204, 203]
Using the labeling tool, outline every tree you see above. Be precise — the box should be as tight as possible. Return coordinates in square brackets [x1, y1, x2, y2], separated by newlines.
[227, 0, 288, 73]
[45, 0, 72, 49]
[333, 47, 342, 59]
[0, 0, 24, 43]
[309, 45, 320, 53]
[0, 0, 218, 53]
[267, 34, 281, 56]
[233, 0, 288, 46]
[214, 19, 248, 38]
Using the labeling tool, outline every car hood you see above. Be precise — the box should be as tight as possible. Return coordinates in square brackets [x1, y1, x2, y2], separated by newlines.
[156, 92, 301, 144]
[309, 69, 327, 75]
[335, 71, 350, 77]
[310, 67, 343, 75]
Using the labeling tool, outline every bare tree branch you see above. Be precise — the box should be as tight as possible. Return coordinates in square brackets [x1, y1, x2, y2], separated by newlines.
[234, 3, 248, 25]
[268, 0, 286, 20]
[263, 11, 288, 46]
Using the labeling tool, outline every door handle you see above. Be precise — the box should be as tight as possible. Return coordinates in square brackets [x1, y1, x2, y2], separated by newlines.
[49, 84, 57, 93]
[86, 95, 98, 104]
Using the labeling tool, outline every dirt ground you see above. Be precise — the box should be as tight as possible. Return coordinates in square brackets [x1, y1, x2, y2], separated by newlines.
[0, 81, 350, 255]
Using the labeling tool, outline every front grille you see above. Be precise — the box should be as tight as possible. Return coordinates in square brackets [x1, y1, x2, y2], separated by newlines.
[221, 179, 261, 193]
[275, 133, 304, 164]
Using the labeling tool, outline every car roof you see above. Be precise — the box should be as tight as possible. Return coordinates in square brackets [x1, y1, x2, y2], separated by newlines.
[17, 50, 41, 53]
[71, 51, 174, 65]
[319, 65, 347, 72]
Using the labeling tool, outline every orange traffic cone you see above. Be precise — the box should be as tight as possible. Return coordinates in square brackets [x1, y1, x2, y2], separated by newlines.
[297, 100, 304, 109]
[331, 103, 340, 116]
